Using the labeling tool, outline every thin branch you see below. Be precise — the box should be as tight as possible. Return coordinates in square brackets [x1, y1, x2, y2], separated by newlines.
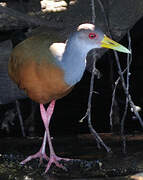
[87, 56, 111, 152]
[97, 0, 143, 131]
[86, 0, 111, 152]
[109, 60, 132, 129]
[120, 30, 132, 153]
[79, 112, 88, 123]
[16, 100, 26, 137]
[96, 0, 116, 131]
[114, 51, 143, 127]
[96, 0, 110, 34]
[91, 0, 96, 24]
[97, 1, 143, 156]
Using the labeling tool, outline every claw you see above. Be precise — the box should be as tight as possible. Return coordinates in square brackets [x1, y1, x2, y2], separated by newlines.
[44, 155, 70, 173]
[20, 150, 49, 165]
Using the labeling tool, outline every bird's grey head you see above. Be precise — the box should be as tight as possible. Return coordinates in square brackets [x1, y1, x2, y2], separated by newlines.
[73, 23, 104, 53]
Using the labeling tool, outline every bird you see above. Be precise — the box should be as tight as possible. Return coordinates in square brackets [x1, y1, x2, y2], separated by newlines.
[8, 23, 130, 173]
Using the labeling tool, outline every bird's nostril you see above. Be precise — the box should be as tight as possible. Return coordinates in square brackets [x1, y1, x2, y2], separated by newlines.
[108, 42, 115, 45]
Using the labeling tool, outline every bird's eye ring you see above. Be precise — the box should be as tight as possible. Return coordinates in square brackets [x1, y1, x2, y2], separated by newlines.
[88, 33, 97, 39]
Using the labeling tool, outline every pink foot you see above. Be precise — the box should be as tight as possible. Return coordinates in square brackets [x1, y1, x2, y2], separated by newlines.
[20, 150, 49, 165]
[45, 154, 70, 173]
[20, 130, 48, 166]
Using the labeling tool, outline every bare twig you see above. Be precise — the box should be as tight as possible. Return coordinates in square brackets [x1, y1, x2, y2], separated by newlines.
[120, 30, 132, 153]
[85, 0, 111, 152]
[114, 51, 143, 127]
[109, 61, 132, 129]
[79, 112, 88, 123]
[97, 0, 143, 155]
[96, 0, 110, 34]
[96, 0, 115, 130]
[97, 0, 143, 130]
[91, 0, 96, 24]
[87, 56, 111, 152]
[16, 100, 26, 137]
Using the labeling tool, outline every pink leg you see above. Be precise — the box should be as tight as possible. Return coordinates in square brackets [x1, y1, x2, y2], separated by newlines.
[20, 130, 49, 165]
[40, 101, 70, 173]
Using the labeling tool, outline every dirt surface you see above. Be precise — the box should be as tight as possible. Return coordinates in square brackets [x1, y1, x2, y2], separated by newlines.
[0, 133, 143, 179]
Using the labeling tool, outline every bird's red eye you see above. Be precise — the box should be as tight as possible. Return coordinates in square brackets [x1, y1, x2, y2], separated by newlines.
[88, 33, 97, 39]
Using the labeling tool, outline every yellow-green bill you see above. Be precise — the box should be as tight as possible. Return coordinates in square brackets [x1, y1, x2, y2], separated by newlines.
[101, 35, 131, 54]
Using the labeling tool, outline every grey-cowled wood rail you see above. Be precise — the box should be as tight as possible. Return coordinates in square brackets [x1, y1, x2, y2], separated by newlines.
[8, 23, 130, 173]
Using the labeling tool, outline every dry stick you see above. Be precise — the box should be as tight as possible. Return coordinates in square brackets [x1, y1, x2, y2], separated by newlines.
[110, 56, 133, 129]
[87, 56, 111, 152]
[96, 0, 109, 32]
[97, 0, 129, 149]
[97, 0, 143, 154]
[110, 60, 132, 132]
[96, 0, 121, 132]
[96, 0, 115, 131]
[114, 50, 143, 129]
[15, 0, 26, 138]
[97, 0, 143, 129]
[16, 100, 26, 137]
[91, 0, 96, 24]
[90, 0, 100, 150]
[114, 51, 143, 128]
[120, 30, 132, 154]
[86, 0, 111, 152]
[112, 40, 143, 151]
[110, 54, 133, 137]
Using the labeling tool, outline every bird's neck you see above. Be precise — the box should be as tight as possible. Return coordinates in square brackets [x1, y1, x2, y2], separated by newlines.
[60, 37, 87, 86]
